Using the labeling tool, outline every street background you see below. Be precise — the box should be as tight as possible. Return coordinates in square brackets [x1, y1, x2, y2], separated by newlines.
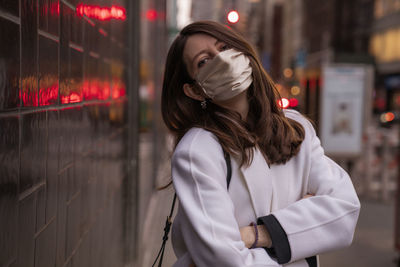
[0, 0, 399, 266]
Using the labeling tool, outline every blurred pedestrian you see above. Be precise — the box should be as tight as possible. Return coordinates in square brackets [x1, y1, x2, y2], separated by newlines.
[161, 21, 360, 267]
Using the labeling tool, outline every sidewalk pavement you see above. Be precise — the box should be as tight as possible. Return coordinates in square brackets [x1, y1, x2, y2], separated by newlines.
[319, 199, 398, 267]
[139, 186, 398, 267]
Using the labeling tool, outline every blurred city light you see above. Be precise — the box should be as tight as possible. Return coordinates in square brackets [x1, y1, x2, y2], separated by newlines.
[76, 4, 126, 21]
[290, 86, 301, 96]
[289, 98, 299, 107]
[227, 10, 239, 24]
[20, 76, 126, 106]
[61, 92, 82, 104]
[146, 9, 158, 21]
[283, 68, 293, 78]
[278, 97, 290, 109]
[386, 112, 395, 122]
[380, 111, 396, 123]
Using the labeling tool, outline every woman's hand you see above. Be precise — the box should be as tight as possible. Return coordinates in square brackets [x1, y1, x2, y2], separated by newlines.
[240, 225, 255, 248]
[239, 224, 272, 249]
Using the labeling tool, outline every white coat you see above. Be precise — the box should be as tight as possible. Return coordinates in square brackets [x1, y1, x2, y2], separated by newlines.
[171, 109, 360, 267]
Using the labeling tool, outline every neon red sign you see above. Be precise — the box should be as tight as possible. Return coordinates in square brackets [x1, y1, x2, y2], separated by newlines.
[76, 4, 126, 21]
[20, 78, 126, 107]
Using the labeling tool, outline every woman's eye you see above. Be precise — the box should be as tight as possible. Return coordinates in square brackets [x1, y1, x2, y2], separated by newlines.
[220, 44, 229, 51]
[197, 58, 210, 68]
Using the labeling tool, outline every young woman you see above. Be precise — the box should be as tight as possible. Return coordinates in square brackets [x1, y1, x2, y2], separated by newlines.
[161, 21, 360, 267]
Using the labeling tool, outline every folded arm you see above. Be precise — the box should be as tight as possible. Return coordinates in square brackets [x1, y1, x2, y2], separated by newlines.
[255, 117, 361, 264]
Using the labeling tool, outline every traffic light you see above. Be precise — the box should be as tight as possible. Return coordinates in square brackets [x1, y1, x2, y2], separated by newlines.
[227, 10, 239, 24]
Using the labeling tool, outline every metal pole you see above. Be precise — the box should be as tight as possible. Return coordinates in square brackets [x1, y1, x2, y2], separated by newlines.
[124, 0, 140, 265]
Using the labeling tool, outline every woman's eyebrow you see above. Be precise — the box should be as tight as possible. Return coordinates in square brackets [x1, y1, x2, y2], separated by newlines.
[191, 39, 221, 66]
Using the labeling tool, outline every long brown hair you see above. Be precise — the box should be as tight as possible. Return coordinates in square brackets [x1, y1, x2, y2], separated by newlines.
[162, 21, 305, 167]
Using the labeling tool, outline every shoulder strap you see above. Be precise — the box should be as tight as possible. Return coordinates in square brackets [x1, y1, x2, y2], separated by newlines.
[152, 193, 177, 267]
[224, 151, 232, 189]
[152, 151, 232, 266]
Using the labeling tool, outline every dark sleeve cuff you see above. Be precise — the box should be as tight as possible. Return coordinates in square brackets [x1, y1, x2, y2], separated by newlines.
[257, 214, 291, 264]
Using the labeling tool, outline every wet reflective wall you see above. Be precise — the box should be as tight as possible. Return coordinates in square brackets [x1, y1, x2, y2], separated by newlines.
[0, 0, 139, 266]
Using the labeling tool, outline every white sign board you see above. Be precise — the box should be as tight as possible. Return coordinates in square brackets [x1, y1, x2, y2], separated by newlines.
[320, 65, 371, 156]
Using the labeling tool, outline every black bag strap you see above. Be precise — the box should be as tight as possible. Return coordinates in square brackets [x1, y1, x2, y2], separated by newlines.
[224, 151, 232, 189]
[152, 193, 177, 267]
[152, 152, 232, 267]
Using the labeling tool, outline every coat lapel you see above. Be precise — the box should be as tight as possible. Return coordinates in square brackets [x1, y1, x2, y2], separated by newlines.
[239, 148, 273, 217]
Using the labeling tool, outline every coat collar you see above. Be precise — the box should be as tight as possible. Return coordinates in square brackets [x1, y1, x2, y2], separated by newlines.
[239, 147, 273, 217]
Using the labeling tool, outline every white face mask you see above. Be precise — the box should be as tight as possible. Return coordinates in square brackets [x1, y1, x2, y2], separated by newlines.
[195, 49, 253, 101]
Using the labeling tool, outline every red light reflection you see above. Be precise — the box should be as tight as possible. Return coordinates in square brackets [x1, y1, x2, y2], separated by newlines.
[40, 84, 59, 105]
[112, 79, 126, 99]
[20, 77, 126, 106]
[98, 28, 108, 37]
[50, 2, 60, 15]
[61, 92, 82, 104]
[20, 90, 38, 107]
[20, 77, 39, 107]
[76, 4, 126, 21]
[83, 79, 110, 100]
[40, 2, 60, 17]
[146, 9, 157, 21]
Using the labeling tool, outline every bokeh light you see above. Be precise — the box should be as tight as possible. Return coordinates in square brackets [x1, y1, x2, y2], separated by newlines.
[227, 10, 239, 24]
[291, 86, 301, 96]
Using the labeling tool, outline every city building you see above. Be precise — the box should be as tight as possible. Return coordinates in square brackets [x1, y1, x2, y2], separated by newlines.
[370, 0, 400, 114]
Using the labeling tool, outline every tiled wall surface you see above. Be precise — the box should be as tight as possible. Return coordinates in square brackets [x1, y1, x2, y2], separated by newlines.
[0, 0, 137, 266]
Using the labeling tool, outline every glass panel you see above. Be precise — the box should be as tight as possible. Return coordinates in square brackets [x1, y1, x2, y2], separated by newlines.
[0, 18, 19, 110]
[0, 0, 19, 17]
[21, 0, 38, 107]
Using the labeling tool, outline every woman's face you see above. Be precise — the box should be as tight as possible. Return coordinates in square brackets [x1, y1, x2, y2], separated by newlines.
[181, 33, 249, 119]
[183, 33, 229, 79]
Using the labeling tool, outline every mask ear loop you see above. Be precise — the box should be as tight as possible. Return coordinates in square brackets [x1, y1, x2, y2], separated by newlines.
[196, 81, 213, 110]
[195, 80, 213, 100]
